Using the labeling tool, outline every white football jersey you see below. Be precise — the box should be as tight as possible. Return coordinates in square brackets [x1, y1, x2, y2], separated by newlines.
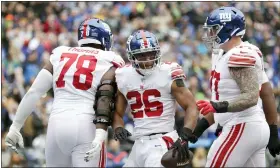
[116, 62, 185, 138]
[211, 41, 267, 126]
[50, 46, 125, 115]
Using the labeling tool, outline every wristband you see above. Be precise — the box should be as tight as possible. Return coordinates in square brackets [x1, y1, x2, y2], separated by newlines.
[193, 118, 210, 138]
[210, 101, 229, 113]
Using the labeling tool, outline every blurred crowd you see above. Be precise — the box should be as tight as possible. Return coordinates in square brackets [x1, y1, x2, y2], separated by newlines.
[1, 1, 280, 167]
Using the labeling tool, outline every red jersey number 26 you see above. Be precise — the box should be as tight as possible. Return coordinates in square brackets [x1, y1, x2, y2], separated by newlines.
[126, 89, 163, 118]
[55, 53, 97, 90]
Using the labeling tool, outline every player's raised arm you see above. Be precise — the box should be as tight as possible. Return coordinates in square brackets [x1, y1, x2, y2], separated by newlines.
[171, 78, 199, 142]
[5, 59, 53, 153]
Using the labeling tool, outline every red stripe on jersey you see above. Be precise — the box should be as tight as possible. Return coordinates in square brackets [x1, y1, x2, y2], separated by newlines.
[112, 61, 122, 68]
[101, 142, 105, 168]
[171, 69, 185, 79]
[221, 123, 246, 167]
[231, 54, 255, 59]
[210, 126, 235, 168]
[211, 124, 242, 168]
[140, 30, 148, 48]
[229, 57, 256, 64]
[162, 136, 174, 149]
[98, 146, 102, 167]
[229, 55, 256, 66]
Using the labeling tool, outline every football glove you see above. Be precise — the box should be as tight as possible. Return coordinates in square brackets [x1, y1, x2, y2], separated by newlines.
[114, 127, 132, 141]
[5, 125, 24, 153]
[197, 100, 228, 115]
[180, 127, 197, 143]
[267, 125, 280, 157]
[84, 129, 107, 162]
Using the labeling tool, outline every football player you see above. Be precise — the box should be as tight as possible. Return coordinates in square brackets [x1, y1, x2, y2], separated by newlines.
[190, 6, 279, 167]
[113, 30, 198, 167]
[213, 83, 280, 158]
[84, 30, 199, 167]
[5, 18, 124, 167]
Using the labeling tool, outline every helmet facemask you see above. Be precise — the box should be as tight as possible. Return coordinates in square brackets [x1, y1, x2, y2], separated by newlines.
[128, 47, 161, 76]
[202, 24, 224, 50]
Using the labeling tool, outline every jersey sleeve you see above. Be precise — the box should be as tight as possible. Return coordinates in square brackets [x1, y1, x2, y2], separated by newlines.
[169, 62, 186, 80]
[228, 48, 257, 68]
[166, 62, 186, 92]
[49, 46, 67, 66]
[111, 53, 125, 68]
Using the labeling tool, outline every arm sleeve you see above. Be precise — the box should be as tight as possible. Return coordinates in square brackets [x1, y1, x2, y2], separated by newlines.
[12, 69, 53, 130]
[168, 62, 186, 92]
[170, 63, 186, 80]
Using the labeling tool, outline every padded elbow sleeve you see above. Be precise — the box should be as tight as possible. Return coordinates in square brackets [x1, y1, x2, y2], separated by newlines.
[93, 80, 117, 126]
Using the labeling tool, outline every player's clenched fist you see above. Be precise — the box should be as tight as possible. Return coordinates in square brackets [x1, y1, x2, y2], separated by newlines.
[114, 127, 132, 141]
[84, 129, 107, 162]
[180, 127, 197, 143]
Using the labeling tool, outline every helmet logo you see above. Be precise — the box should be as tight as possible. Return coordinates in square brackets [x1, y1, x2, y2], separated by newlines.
[79, 25, 90, 38]
[140, 39, 151, 49]
[219, 13, 231, 22]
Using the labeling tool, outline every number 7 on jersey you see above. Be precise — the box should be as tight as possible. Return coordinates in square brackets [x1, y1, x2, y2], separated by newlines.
[56, 53, 97, 90]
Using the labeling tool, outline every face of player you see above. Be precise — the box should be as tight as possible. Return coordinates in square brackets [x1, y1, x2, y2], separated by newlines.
[134, 51, 157, 69]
